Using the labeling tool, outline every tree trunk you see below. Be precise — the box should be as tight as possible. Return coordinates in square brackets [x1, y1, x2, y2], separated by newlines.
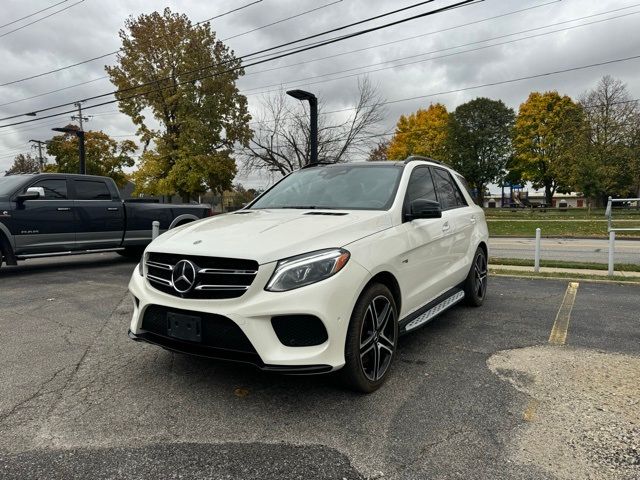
[545, 183, 554, 206]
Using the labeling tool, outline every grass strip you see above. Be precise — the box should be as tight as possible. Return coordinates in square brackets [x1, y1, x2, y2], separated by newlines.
[489, 257, 640, 272]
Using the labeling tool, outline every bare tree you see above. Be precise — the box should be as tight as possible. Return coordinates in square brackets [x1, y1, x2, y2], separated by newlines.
[243, 77, 386, 175]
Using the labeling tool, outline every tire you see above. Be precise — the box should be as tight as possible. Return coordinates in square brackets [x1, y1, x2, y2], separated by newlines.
[117, 247, 144, 259]
[341, 283, 399, 393]
[464, 246, 488, 307]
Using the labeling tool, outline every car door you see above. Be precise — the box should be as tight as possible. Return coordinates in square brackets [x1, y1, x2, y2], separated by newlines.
[71, 178, 124, 249]
[398, 166, 453, 315]
[11, 178, 76, 254]
[431, 167, 473, 284]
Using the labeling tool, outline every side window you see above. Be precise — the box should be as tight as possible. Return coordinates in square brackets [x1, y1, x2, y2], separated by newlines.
[74, 180, 112, 200]
[405, 167, 437, 206]
[432, 168, 467, 210]
[455, 173, 475, 205]
[29, 179, 67, 200]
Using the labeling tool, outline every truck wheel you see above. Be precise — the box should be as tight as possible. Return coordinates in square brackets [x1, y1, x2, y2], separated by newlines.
[117, 247, 144, 259]
[340, 283, 398, 394]
[464, 247, 488, 307]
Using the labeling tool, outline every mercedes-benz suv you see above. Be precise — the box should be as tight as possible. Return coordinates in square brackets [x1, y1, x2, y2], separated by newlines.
[128, 157, 489, 392]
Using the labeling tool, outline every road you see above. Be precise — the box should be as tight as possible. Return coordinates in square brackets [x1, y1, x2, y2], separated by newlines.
[0, 253, 638, 479]
[489, 237, 640, 264]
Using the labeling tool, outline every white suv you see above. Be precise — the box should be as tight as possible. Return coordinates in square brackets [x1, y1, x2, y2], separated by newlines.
[128, 157, 489, 392]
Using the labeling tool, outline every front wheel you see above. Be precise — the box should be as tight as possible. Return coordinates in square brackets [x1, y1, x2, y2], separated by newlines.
[341, 283, 398, 393]
[464, 247, 488, 307]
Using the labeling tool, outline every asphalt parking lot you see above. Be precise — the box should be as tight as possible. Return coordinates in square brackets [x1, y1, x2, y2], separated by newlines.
[1, 254, 638, 480]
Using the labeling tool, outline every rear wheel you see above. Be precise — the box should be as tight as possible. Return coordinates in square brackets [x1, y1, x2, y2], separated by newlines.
[464, 247, 488, 307]
[341, 283, 398, 393]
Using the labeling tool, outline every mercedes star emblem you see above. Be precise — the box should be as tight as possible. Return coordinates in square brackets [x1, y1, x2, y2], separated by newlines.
[171, 259, 197, 293]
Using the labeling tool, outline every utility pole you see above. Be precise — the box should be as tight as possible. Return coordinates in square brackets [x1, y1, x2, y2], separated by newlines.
[28, 139, 47, 172]
[71, 101, 89, 131]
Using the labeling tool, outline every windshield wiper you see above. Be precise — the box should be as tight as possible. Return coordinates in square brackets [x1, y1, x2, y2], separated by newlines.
[280, 206, 318, 209]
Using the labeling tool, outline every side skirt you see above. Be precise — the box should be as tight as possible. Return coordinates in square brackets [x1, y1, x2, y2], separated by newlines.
[399, 286, 465, 335]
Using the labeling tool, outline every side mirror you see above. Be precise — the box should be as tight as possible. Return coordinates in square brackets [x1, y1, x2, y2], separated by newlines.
[407, 199, 442, 220]
[16, 187, 44, 203]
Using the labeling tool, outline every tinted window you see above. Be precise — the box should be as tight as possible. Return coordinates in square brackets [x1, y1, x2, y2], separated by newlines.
[249, 165, 402, 211]
[30, 179, 67, 200]
[74, 180, 112, 200]
[0, 175, 30, 196]
[432, 168, 466, 210]
[405, 167, 437, 205]
[455, 173, 475, 204]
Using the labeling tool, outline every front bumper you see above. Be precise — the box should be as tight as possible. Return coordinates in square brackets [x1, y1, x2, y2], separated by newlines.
[128, 258, 371, 371]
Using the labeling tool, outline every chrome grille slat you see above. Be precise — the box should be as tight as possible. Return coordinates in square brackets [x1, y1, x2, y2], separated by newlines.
[147, 260, 173, 271]
[195, 285, 250, 291]
[198, 268, 257, 275]
[147, 274, 172, 287]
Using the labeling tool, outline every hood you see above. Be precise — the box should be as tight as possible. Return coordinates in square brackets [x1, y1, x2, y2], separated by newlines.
[148, 209, 392, 264]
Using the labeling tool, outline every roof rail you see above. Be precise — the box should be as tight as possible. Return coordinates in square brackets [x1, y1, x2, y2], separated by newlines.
[403, 155, 443, 165]
[301, 161, 338, 169]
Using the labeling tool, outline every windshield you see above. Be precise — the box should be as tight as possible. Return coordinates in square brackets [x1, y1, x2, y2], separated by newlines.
[249, 164, 402, 211]
[0, 175, 28, 196]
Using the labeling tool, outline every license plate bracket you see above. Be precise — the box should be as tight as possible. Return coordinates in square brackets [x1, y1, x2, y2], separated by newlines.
[166, 312, 202, 342]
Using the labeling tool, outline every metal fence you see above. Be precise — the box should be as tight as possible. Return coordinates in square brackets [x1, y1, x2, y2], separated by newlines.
[605, 196, 640, 276]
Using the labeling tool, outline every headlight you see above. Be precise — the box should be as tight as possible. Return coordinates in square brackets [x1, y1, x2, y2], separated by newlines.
[266, 248, 350, 292]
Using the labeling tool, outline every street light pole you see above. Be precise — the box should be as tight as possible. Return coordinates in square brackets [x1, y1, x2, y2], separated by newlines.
[52, 126, 86, 175]
[286, 89, 317, 166]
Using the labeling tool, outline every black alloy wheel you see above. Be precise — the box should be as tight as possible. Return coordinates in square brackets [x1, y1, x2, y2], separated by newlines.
[464, 247, 488, 307]
[342, 283, 398, 393]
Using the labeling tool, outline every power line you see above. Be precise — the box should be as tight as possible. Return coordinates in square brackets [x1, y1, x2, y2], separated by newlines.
[0, 0, 327, 87]
[241, 7, 640, 97]
[221, 0, 343, 41]
[0, 0, 69, 29]
[198, 0, 263, 23]
[0, 0, 85, 39]
[0, 0, 556, 109]
[0, 0, 480, 125]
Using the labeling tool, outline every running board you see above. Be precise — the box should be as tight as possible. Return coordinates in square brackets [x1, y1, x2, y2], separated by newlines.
[400, 288, 465, 333]
[16, 247, 125, 260]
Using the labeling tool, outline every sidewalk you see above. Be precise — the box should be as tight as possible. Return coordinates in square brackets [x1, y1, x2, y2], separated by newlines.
[490, 263, 640, 279]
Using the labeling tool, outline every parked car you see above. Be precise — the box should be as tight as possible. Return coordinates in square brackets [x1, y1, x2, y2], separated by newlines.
[0, 173, 211, 267]
[128, 157, 489, 392]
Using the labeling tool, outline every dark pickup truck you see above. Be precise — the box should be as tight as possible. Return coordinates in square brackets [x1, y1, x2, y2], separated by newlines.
[0, 173, 211, 267]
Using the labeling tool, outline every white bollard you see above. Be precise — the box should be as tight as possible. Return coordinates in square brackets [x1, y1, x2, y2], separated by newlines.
[608, 230, 615, 277]
[534, 227, 541, 273]
[152, 220, 160, 240]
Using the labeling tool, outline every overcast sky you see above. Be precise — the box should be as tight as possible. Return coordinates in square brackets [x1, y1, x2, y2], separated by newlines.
[1, 0, 639, 188]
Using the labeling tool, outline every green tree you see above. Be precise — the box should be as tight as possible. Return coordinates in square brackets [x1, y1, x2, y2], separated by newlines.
[578, 76, 639, 204]
[106, 8, 251, 199]
[46, 129, 136, 186]
[386, 104, 449, 161]
[447, 97, 515, 206]
[512, 91, 584, 205]
[5, 153, 41, 175]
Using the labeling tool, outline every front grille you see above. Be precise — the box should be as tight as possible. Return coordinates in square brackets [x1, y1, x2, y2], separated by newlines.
[142, 305, 258, 355]
[146, 252, 258, 299]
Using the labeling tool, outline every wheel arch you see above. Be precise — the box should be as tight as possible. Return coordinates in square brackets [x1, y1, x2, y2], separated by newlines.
[478, 240, 488, 258]
[359, 270, 402, 315]
[169, 214, 198, 229]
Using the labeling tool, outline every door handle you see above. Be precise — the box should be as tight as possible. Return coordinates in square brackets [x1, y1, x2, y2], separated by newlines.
[470, 215, 477, 224]
[442, 221, 450, 232]
[107, 207, 119, 211]
[57, 207, 71, 211]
